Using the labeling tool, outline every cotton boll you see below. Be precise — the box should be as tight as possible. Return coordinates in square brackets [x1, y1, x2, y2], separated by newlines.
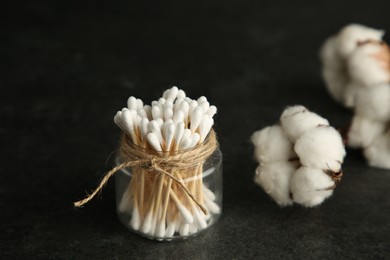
[336, 24, 384, 59]
[348, 43, 390, 87]
[254, 161, 298, 206]
[364, 131, 390, 169]
[251, 125, 295, 164]
[347, 115, 386, 148]
[280, 106, 329, 142]
[319, 24, 384, 107]
[354, 83, 390, 122]
[290, 167, 335, 207]
[295, 126, 346, 171]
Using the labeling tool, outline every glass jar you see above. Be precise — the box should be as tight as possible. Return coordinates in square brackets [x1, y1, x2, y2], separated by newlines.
[115, 148, 222, 241]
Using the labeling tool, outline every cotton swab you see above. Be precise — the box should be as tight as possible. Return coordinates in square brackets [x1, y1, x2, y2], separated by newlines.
[166, 86, 179, 102]
[137, 108, 148, 118]
[192, 205, 207, 229]
[199, 115, 214, 142]
[190, 133, 200, 147]
[140, 118, 149, 143]
[122, 109, 139, 144]
[174, 122, 185, 150]
[170, 190, 194, 224]
[164, 122, 175, 151]
[198, 101, 210, 112]
[130, 205, 141, 230]
[141, 210, 153, 233]
[152, 106, 162, 120]
[127, 96, 138, 110]
[164, 107, 173, 121]
[179, 131, 193, 150]
[143, 105, 152, 120]
[206, 105, 217, 117]
[197, 96, 207, 103]
[179, 223, 190, 236]
[203, 195, 220, 214]
[177, 89, 186, 99]
[149, 120, 164, 145]
[147, 133, 162, 152]
[190, 107, 203, 132]
[173, 110, 185, 124]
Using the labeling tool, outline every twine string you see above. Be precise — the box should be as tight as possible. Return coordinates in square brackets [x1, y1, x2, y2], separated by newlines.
[74, 129, 218, 214]
[73, 160, 142, 208]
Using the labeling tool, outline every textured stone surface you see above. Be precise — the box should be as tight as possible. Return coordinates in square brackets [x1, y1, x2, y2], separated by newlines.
[2, 1, 390, 259]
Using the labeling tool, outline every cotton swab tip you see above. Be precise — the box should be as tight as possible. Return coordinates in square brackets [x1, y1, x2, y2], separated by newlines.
[140, 212, 153, 233]
[130, 206, 141, 230]
[127, 96, 137, 110]
[156, 221, 166, 238]
[176, 201, 194, 224]
[147, 133, 162, 152]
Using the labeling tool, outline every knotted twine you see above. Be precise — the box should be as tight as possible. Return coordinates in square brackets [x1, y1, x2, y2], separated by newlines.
[74, 129, 218, 214]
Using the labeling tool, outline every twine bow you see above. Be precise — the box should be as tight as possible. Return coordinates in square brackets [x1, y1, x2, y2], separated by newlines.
[74, 129, 218, 214]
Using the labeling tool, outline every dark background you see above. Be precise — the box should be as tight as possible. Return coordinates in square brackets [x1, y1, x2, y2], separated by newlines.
[2, 0, 390, 259]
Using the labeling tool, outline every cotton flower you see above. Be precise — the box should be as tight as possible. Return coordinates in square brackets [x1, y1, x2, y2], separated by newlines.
[252, 105, 346, 207]
[320, 24, 384, 107]
[321, 24, 390, 169]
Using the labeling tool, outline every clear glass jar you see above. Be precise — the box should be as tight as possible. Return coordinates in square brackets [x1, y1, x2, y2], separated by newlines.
[115, 148, 222, 241]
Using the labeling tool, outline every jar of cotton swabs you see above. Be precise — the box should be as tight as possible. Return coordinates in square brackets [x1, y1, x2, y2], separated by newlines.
[75, 86, 222, 241]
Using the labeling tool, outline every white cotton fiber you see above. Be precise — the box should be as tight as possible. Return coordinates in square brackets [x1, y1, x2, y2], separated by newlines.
[294, 126, 346, 171]
[354, 84, 390, 122]
[280, 106, 329, 142]
[252, 105, 346, 207]
[251, 125, 295, 163]
[280, 105, 308, 118]
[254, 161, 298, 206]
[347, 115, 386, 148]
[364, 131, 390, 169]
[319, 24, 384, 107]
[290, 167, 335, 207]
[348, 43, 390, 87]
[336, 24, 384, 58]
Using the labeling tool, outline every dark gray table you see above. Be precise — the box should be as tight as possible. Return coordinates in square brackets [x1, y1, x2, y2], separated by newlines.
[2, 1, 389, 259]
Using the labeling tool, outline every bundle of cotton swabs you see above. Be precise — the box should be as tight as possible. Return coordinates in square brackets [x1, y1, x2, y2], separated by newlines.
[114, 86, 220, 239]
